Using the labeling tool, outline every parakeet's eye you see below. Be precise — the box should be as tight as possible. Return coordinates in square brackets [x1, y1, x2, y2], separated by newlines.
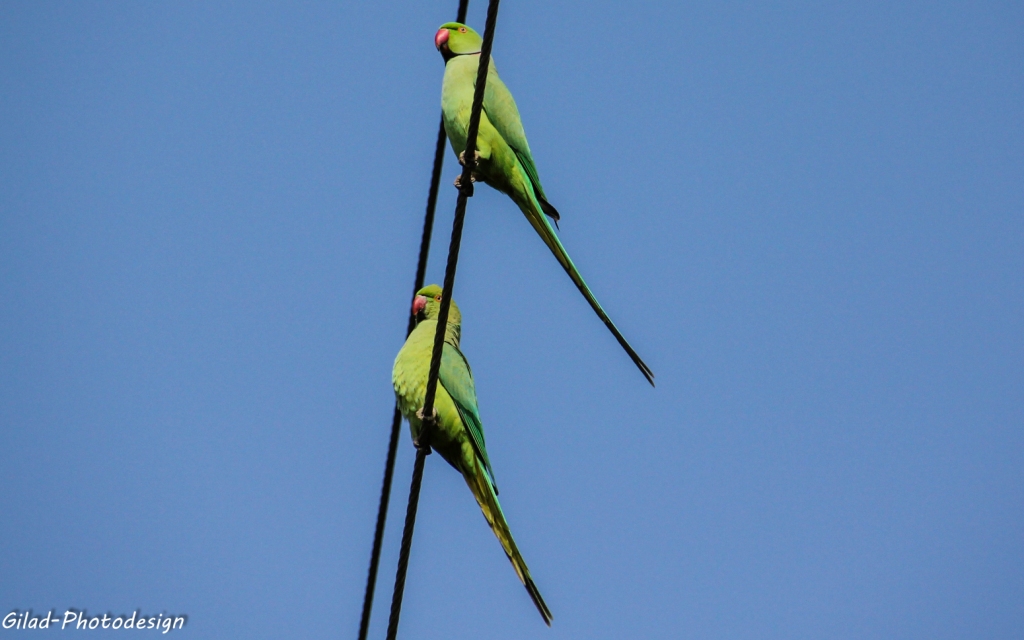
[459, 27, 466, 33]
[434, 295, 442, 301]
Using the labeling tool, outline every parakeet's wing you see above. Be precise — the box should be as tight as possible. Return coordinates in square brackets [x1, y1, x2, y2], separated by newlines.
[439, 341, 497, 487]
[483, 68, 560, 222]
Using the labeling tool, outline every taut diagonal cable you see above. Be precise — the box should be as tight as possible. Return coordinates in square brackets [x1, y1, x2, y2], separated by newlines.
[384, 2, 502, 639]
[356, 3, 469, 640]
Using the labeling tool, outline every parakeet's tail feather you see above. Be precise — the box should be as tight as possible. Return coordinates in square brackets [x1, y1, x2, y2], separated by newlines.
[464, 457, 553, 626]
[518, 195, 655, 386]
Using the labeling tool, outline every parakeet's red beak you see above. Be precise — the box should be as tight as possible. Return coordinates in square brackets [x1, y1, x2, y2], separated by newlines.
[412, 295, 428, 316]
[434, 28, 449, 50]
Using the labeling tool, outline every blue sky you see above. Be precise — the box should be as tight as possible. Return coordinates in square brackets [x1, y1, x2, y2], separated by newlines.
[1, 1, 1021, 638]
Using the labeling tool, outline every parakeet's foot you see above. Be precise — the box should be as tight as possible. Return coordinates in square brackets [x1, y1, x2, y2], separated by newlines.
[412, 437, 432, 453]
[457, 150, 482, 166]
[452, 174, 479, 189]
[414, 407, 437, 452]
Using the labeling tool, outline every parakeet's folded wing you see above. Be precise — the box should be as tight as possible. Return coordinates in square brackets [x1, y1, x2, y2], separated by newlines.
[483, 69, 560, 222]
[439, 341, 497, 488]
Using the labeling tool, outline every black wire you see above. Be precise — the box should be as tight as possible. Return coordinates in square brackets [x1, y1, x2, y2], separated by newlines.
[356, 125, 444, 640]
[383, 2, 501, 639]
[355, 2, 470, 638]
[407, 120, 449, 336]
[383, 446, 428, 640]
[355, 406, 402, 640]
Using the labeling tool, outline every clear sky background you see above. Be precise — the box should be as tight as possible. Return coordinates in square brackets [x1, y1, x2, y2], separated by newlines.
[2, 1, 1022, 638]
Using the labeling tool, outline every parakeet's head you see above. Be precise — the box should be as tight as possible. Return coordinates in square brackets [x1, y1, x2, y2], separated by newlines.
[434, 23, 482, 62]
[413, 284, 462, 326]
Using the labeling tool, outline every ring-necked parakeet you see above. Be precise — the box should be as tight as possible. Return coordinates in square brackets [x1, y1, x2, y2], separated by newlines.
[434, 23, 654, 387]
[393, 284, 553, 625]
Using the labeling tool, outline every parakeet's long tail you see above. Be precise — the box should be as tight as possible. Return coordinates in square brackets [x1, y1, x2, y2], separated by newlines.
[516, 191, 655, 386]
[464, 456, 553, 626]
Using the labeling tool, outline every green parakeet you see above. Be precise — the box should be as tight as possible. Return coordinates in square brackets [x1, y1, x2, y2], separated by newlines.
[434, 22, 654, 387]
[393, 284, 553, 625]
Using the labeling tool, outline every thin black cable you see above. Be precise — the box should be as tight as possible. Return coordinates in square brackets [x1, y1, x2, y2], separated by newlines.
[383, 2, 501, 639]
[383, 445, 428, 640]
[407, 120, 448, 336]
[356, 3, 470, 638]
[356, 120, 449, 640]
[356, 406, 402, 640]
